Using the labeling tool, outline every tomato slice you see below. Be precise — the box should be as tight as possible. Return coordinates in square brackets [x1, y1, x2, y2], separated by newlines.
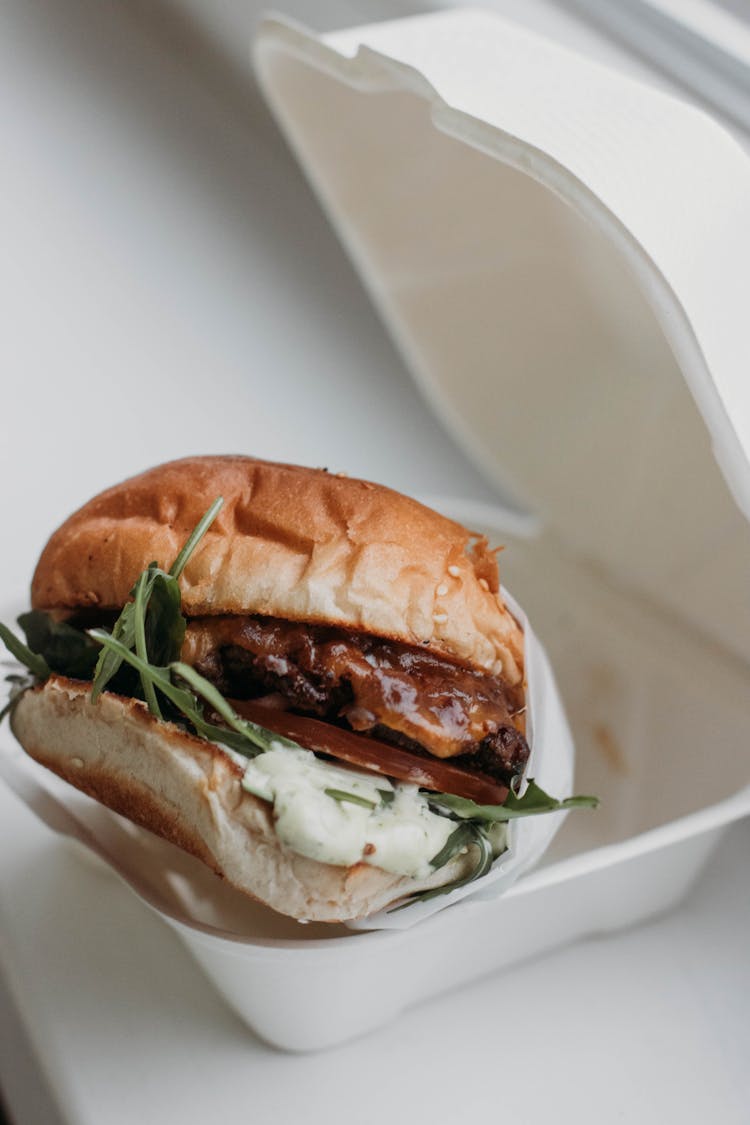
[230, 699, 509, 806]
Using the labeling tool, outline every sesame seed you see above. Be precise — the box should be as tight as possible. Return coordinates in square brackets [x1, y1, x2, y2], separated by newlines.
[436, 583, 448, 597]
[433, 612, 448, 624]
[448, 565, 460, 577]
[479, 578, 489, 591]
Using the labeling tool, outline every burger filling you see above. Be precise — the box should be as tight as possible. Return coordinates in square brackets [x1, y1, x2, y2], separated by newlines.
[181, 614, 529, 787]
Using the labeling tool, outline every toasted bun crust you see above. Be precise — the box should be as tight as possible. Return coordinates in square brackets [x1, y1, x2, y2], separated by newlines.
[31, 456, 522, 678]
[11, 677, 471, 922]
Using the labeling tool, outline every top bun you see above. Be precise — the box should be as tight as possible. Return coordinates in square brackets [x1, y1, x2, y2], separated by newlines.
[31, 456, 523, 680]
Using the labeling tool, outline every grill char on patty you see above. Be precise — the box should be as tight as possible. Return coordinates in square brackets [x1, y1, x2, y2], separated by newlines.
[182, 615, 529, 787]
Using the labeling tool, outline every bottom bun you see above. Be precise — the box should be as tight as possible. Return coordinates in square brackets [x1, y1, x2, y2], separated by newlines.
[11, 676, 471, 922]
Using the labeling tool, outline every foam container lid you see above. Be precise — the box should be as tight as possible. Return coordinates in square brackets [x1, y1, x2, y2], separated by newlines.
[254, 7, 750, 667]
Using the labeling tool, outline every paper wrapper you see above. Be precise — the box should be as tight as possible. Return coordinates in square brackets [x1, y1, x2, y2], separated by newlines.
[0, 591, 575, 936]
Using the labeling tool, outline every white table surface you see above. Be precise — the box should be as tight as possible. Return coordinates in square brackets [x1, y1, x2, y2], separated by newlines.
[1, 1, 748, 1122]
[1, 783, 748, 1125]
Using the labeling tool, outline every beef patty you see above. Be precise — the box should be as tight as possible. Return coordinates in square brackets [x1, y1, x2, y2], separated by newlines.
[182, 615, 529, 786]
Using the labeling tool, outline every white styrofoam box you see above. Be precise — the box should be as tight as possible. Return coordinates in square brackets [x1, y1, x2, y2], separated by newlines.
[3, 6, 750, 1051]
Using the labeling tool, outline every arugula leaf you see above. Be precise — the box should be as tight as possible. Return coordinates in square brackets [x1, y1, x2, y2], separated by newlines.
[91, 498, 223, 703]
[0, 613, 98, 722]
[171, 662, 299, 752]
[324, 788, 377, 810]
[169, 497, 223, 580]
[90, 630, 192, 710]
[144, 571, 185, 668]
[390, 781, 598, 912]
[0, 672, 37, 722]
[428, 821, 479, 870]
[90, 599, 141, 702]
[0, 622, 49, 680]
[133, 568, 163, 718]
[390, 822, 494, 912]
[428, 780, 598, 824]
[88, 632, 299, 762]
[17, 611, 99, 680]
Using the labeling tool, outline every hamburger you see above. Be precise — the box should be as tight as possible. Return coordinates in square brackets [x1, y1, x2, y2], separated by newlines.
[0, 456, 594, 921]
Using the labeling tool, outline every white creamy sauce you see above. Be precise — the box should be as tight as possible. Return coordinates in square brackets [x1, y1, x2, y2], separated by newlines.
[240, 744, 458, 878]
